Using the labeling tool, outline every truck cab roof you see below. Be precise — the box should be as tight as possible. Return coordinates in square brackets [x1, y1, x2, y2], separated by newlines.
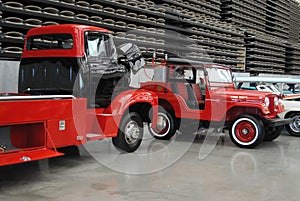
[26, 24, 111, 36]
[22, 24, 112, 58]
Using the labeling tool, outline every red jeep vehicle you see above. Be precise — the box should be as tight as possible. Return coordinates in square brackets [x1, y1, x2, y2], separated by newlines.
[0, 24, 158, 166]
[141, 58, 290, 148]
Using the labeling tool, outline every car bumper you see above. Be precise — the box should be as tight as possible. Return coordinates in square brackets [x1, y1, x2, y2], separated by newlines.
[263, 117, 292, 127]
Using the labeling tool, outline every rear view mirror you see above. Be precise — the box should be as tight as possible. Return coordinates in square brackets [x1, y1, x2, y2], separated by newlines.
[117, 43, 145, 74]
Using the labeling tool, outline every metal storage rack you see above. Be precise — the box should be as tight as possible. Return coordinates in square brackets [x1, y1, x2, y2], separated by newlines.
[221, 0, 300, 74]
[154, 0, 246, 71]
[0, 0, 299, 74]
[0, 0, 168, 61]
[244, 32, 287, 73]
[288, 0, 300, 44]
[0, 0, 246, 71]
[286, 45, 300, 74]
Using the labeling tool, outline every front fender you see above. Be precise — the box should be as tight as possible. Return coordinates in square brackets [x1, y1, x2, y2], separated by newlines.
[225, 102, 272, 122]
[100, 89, 158, 136]
[108, 89, 158, 114]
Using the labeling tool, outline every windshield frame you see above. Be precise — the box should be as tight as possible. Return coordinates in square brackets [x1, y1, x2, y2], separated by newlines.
[84, 31, 117, 60]
[205, 66, 233, 84]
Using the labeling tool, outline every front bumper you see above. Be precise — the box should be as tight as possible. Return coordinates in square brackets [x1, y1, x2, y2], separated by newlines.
[263, 117, 292, 127]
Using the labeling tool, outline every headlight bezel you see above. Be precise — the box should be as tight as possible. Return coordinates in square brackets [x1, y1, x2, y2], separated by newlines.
[274, 96, 279, 106]
[264, 97, 270, 107]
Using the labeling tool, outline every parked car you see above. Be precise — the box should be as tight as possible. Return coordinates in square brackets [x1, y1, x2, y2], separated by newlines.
[278, 96, 300, 136]
[141, 59, 289, 148]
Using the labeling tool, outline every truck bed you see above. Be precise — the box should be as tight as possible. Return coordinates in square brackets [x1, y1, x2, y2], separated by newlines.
[0, 95, 87, 166]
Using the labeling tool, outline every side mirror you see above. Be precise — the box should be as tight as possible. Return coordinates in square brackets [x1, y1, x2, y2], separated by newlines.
[117, 43, 145, 74]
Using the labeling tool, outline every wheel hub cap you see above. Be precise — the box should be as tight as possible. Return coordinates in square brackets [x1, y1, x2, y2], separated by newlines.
[242, 128, 249, 135]
[150, 112, 171, 137]
[235, 121, 256, 143]
[125, 121, 139, 144]
[156, 116, 167, 131]
[290, 116, 300, 133]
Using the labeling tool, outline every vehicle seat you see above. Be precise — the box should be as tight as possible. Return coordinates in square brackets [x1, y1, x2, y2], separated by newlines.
[176, 82, 190, 102]
[190, 84, 205, 109]
[171, 82, 200, 109]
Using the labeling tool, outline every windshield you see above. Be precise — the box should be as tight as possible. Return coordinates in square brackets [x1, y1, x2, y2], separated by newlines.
[206, 67, 232, 83]
[85, 31, 117, 59]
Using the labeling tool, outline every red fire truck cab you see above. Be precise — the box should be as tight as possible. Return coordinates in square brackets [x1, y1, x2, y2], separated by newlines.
[141, 58, 290, 148]
[0, 24, 158, 166]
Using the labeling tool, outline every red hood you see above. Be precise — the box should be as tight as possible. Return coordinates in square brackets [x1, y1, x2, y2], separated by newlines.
[210, 88, 273, 100]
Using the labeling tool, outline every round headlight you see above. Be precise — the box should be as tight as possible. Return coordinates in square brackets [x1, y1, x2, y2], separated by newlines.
[274, 97, 279, 106]
[264, 97, 270, 107]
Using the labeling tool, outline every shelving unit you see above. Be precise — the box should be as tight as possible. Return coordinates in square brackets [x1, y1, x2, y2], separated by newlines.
[221, 0, 300, 74]
[286, 45, 300, 74]
[244, 32, 287, 73]
[0, 0, 168, 60]
[0, 0, 299, 74]
[154, 0, 246, 71]
[288, 0, 300, 44]
[265, 0, 290, 39]
[221, 0, 268, 34]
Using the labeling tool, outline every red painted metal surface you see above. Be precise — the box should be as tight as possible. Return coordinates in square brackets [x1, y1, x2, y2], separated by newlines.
[85, 89, 159, 137]
[0, 90, 159, 166]
[0, 148, 63, 166]
[0, 96, 86, 166]
[0, 97, 85, 126]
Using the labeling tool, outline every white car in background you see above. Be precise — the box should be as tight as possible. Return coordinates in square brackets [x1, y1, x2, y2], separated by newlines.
[278, 95, 300, 136]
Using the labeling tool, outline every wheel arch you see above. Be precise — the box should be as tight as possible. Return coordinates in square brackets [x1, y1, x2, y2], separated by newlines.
[128, 102, 153, 123]
[225, 106, 264, 123]
[285, 111, 300, 136]
[106, 89, 159, 127]
[158, 99, 176, 116]
[284, 111, 300, 119]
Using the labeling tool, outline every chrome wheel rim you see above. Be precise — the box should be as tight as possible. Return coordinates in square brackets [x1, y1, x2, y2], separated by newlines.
[124, 120, 140, 145]
[289, 116, 300, 133]
[150, 113, 171, 137]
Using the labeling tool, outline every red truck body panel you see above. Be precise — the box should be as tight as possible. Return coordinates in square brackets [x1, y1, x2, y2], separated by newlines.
[85, 89, 158, 137]
[0, 89, 158, 166]
[0, 96, 86, 166]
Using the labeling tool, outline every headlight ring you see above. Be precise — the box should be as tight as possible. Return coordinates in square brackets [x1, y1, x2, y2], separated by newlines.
[264, 97, 270, 107]
[274, 97, 279, 106]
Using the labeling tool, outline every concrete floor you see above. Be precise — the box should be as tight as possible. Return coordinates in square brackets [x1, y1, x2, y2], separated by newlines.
[1, 129, 300, 201]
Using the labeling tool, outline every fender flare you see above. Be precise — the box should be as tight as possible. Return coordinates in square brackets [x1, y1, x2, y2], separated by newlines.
[105, 89, 159, 127]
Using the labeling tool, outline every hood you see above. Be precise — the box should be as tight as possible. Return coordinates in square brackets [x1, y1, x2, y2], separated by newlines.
[210, 88, 273, 101]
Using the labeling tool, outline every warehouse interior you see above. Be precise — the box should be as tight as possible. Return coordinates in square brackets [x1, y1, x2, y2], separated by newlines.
[1, 0, 300, 201]
[0, 0, 300, 74]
